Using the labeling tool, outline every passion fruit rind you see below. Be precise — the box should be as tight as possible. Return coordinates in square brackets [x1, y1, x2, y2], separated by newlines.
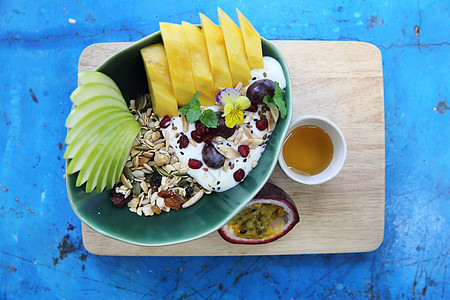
[218, 182, 299, 244]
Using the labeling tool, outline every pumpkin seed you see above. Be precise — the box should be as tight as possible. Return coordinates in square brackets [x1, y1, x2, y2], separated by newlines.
[172, 171, 188, 176]
[177, 177, 192, 187]
[134, 145, 150, 151]
[123, 167, 133, 181]
[157, 167, 173, 178]
[132, 181, 141, 196]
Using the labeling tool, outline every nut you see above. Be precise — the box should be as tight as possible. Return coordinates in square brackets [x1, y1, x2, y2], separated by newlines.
[215, 145, 241, 159]
[154, 152, 169, 167]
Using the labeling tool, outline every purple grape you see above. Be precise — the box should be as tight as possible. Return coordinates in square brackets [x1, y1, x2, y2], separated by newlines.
[209, 111, 236, 138]
[246, 79, 275, 104]
[202, 144, 225, 169]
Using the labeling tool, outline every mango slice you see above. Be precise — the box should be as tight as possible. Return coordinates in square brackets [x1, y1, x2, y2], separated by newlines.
[181, 21, 216, 106]
[160, 22, 196, 107]
[236, 9, 264, 70]
[218, 8, 251, 87]
[200, 13, 233, 92]
[140, 43, 179, 117]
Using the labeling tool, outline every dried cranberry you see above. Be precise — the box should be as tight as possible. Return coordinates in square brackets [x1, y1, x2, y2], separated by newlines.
[109, 186, 129, 208]
[233, 168, 245, 182]
[179, 134, 189, 148]
[202, 133, 213, 144]
[159, 115, 172, 128]
[188, 158, 203, 169]
[255, 117, 268, 131]
[238, 145, 250, 157]
[247, 104, 257, 112]
[191, 131, 203, 143]
[195, 123, 207, 136]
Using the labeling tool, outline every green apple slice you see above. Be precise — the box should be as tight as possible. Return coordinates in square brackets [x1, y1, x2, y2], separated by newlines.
[70, 82, 124, 106]
[88, 129, 131, 193]
[65, 96, 128, 128]
[77, 119, 136, 191]
[64, 109, 133, 159]
[94, 124, 138, 193]
[107, 122, 141, 189]
[78, 71, 121, 92]
[66, 116, 135, 174]
[65, 106, 124, 145]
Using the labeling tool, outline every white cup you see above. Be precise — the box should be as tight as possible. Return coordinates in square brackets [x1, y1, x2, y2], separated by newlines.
[278, 115, 347, 185]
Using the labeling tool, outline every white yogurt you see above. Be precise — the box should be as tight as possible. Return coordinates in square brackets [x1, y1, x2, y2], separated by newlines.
[248, 56, 286, 89]
[162, 106, 270, 192]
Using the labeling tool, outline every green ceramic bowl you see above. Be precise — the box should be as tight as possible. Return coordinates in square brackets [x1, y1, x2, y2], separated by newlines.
[67, 31, 292, 246]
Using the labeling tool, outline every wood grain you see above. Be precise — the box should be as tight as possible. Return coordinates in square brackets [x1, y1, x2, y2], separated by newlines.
[78, 41, 385, 256]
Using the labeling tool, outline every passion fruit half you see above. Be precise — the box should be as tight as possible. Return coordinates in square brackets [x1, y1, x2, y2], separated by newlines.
[218, 182, 299, 244]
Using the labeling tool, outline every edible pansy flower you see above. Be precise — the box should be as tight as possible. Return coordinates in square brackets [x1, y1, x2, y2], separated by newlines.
[222, 96, 251, 128]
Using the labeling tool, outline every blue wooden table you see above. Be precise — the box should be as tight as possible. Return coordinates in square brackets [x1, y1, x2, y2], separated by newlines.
[1, 0, 448, 298]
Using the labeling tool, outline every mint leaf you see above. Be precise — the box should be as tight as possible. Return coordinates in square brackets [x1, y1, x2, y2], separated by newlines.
[199, 109, 218, 128]
[190, 91, 201, 109]
[179, 91, 202, 123]
[273, 81, 287, 119]
[263, 95, 276, 107]
[186, 108, 202, 123]
[178, 104, 190, 116]
[274, 97, 287, 119]
[178, 91, 218, 128]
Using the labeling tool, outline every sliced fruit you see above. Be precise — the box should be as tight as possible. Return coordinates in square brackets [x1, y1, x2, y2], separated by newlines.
[76, 125, 125, 189]
[200, 13, 233, 92]
[65, 96, 128, 128]
[65, 106, 124, 144]
[181, 21, 216, 106]
[160, 22, 196, 106]
[236, 9, 264, 70]
[66, 116, 135, 174]
[107, 123, 141, 189]
[218, 8, 251, 87]
[70, 82, 124, 106]
[140, 43, 178, 117]
[64, 108, 132, 158]
[82, 124, 132, 193]
[65, 71, 141, 193]
[218, 182, 299, 244]
[95, 128, 132, 193]
[78, 71, 121, 92]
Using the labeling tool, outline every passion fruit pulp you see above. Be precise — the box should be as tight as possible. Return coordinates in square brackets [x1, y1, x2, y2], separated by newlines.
[218, 182, 299, 244]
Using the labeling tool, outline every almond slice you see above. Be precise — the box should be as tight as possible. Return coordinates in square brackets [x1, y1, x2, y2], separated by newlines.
[240, 139, 264, 147]
[233, 127, 245, 146]
[269, 106, 279, 123]
[215, 145, 241, 159]
[265, 110, 275, 132]
[181, 115, 189, 132]
[243, 127, 254, 139]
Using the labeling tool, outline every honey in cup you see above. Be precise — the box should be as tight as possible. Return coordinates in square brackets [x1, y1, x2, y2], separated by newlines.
[282, 125, 334, 176]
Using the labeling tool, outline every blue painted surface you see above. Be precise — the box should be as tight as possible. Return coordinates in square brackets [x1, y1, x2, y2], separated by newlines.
[1, 0, 449, 298]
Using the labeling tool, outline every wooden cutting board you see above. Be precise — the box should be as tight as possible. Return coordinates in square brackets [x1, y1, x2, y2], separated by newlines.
[79, 41, 385, 256]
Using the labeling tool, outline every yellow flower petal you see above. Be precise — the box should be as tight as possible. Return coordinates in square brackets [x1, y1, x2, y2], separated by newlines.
[235, 96, 251, 110]
[225, 109, 244, 128]
[222, 103, 234, 117]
